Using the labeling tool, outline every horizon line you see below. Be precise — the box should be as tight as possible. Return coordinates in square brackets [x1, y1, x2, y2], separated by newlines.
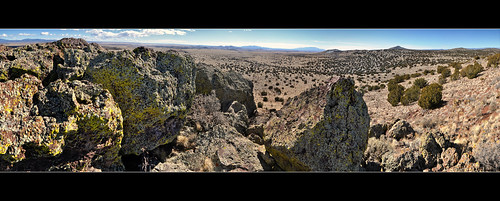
[1, 37, 499, 52]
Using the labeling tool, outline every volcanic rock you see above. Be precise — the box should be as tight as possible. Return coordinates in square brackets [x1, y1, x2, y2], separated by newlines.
[263, 77, 370, 171]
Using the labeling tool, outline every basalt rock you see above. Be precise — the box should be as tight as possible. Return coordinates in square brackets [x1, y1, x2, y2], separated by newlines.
[263, 77, 370, 171]
[84, 47, 196, 155]
[195, 63, 256, 117]
[0, 75, 124, 171]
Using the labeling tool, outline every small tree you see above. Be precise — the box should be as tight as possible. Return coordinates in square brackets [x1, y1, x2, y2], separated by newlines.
[387, 84, 405, 106]
[418, 83, 443, 109]
[413, 78, 428, 89]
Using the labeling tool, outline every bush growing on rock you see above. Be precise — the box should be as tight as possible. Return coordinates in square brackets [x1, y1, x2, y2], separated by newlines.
[418, 83, 443, 109]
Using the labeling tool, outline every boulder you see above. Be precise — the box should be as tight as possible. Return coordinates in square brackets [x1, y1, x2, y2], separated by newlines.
[0, 75, 124, 171]
[368, 123, 388, 138]
[84, 47, 196, 155]
[263, 77, 370, 171]
[386, 120, 414, 140]
[195, 63, 256, 117]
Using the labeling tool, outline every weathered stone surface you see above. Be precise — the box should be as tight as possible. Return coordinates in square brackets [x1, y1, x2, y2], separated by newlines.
[0, 74, 123, 171]
[386, 120, 414, 140]
[0, 74, 51, 162]
[152, 92, 264, 172]
[195, 63, 256, 117]
[36, 79, 124, 171]
[263, 77, 370, 171]
[84, 48, 196, 155]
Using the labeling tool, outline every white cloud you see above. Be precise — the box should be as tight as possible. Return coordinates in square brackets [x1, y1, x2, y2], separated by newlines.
[40, 32, 50, 36]
[86, 29, 191, 40]
[0, 33, 7, 37]
[18, 33, 34, 36]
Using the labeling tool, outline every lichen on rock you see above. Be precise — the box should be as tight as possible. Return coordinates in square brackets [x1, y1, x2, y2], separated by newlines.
[263, 77, 370, 171]
[84, 47, 196, 155]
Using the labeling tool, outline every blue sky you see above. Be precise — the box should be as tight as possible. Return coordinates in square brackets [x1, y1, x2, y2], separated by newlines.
[0, 29, 498, 50]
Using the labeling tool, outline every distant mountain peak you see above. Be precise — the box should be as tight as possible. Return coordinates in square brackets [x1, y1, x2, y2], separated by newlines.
[388, 46, 407, 50]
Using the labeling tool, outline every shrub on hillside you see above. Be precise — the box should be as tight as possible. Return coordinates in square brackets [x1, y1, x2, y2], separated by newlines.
[413, 78, 428, 89]
[387, 84, 405, 106]
[473, 141, 500, 171]
[418, 83, 443, 109]
[450, 67, 461, 81]
[460, 62, 483, 79]
[401, 85, 421, 106]
[487, 53, 500, 68]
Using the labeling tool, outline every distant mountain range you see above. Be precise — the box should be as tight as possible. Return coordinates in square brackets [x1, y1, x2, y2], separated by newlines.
[0, 38, 55, 44]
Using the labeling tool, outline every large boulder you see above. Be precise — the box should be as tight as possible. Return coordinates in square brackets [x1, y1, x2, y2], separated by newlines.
[195, 63, 256, 117]
[84, 47, 196, 155]
[0, 75, 124, 171]
[263, 77, 370, 171]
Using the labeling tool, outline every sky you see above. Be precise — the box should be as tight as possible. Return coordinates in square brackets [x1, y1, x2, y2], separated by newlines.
[0, 29, 499, 50]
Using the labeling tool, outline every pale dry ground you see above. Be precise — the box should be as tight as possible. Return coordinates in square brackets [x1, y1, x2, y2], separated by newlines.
[181, 49, 330, 113]
[362, 58, 500, 140]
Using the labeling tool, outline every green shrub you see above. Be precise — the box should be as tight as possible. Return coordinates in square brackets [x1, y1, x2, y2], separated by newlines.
[460, 62, 483, 79]
[257, 102, 263, 108]
[449, 62, 462, 69]
[401, 85, 421, 106]
[437, 65, 447, 74]
[438, 75, 447, 85]
[263, 97, 268, 102]
[487, 53, 500, 68]
[387, 84, 405, 106]
[440, 67, 451, 78]
[450, 67, 461, 81]
[261, 91, 268, 96]
[418, 83, 443, 109]
[413, 78, 428, 89]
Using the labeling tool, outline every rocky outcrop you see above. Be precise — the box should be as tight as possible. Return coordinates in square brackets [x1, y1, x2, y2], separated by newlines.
[0, 39, 196, 171]
[195, 63, 256, 117]
[0, 74, 123, 171]
[152, 92, 264, 172]
[84, 47, 196, 155]
[263, 77, 370, 171]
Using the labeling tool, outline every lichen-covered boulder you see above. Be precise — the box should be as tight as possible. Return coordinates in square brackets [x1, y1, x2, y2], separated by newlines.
[0, 38, 104, 84]
[0, 75, 123, 171]
[35, 79, 124, 170]
[85, 47, 196, 155]
[195, 63, 256, 117]
[263, 77, 370, 171]
[0, 74, 56, 163]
